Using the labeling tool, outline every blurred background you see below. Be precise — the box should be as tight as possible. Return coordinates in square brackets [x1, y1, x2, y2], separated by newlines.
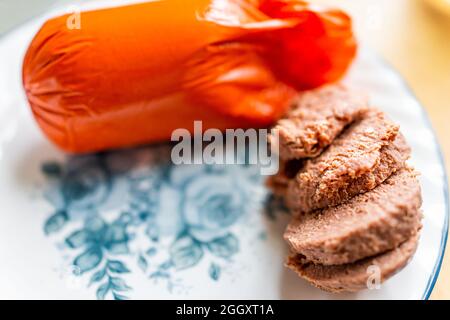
[1, 0, 449, 299]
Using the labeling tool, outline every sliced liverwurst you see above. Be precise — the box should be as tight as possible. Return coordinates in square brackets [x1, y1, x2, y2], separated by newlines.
[284, 168, 422, 265]
[286, 234, 420, 293]
[285, 110, 410, 213]
[271, 84, 369, 160]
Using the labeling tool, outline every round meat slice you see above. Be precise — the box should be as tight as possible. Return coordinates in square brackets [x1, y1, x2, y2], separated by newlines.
[286, 234, 420, 293]
[271, 84, 369, 160]
[286, 110, 410, 212]
[284, 168, 422, 265]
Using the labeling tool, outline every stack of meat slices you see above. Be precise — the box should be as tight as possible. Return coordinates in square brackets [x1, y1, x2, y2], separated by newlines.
[268, 84, 423, 293]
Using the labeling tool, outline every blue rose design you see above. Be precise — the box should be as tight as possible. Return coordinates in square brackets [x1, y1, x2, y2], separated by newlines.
[167, 168, 248, 269]
[182, 174, 246, 242]
[61, 159, 111, 211]
[42, 156, 128, 234]
[40, 144, 275, 298]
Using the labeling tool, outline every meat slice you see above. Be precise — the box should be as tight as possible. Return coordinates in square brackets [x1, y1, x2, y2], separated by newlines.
[285, 110, 411, 212]
[271, 84, 369, 160]
[284, 168, 422, 265]
[286, 234, 420, 293]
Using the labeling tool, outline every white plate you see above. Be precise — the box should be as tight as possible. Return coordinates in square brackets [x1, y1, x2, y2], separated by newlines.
[0, 2, 448, 300]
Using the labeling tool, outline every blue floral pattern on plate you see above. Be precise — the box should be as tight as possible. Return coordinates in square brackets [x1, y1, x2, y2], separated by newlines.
[41, 144, 286, 300]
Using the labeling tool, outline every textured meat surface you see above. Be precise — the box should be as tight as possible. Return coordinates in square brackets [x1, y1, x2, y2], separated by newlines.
[285, 110, 410, 212]
[284, 168, 422, 265]
[286, 234, 420, 293]
[266, 84, 423, 293]
[271, 84, 369, 160]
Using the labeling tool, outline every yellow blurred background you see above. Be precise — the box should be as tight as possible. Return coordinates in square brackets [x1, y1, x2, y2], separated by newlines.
[318, 0, 450, 300]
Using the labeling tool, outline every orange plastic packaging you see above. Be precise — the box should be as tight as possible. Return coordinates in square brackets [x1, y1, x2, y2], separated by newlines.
[23, 0, 356, 153]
